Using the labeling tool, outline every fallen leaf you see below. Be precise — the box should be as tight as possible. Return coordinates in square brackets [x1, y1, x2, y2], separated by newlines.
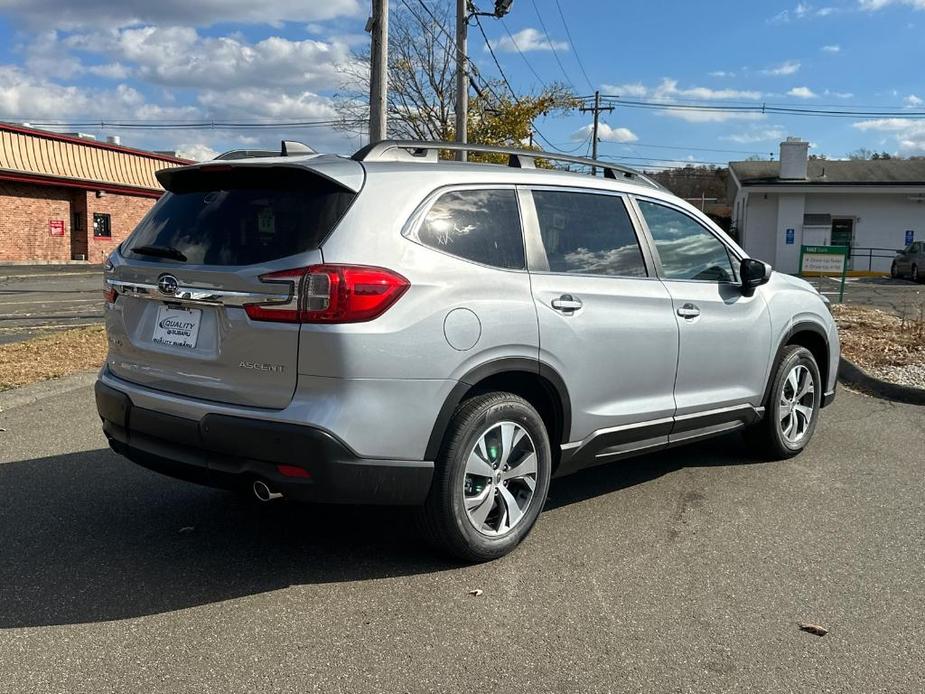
[799, 623, 828, 636]
[468, 589, 483, 597]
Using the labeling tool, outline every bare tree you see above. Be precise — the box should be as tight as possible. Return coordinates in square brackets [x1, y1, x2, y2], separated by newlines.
[335, 2, 576, 149]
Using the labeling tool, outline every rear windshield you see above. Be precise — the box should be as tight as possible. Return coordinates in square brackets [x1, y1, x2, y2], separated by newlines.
[123, 167, 356, 266]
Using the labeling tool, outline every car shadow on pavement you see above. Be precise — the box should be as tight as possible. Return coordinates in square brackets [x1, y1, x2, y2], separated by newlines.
[0, 436, 763, 628]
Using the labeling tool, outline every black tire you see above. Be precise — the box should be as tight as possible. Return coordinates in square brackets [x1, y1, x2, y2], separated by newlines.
[890, 262, 899, 279]
[913, 264, 920, 283]
[417, 392, 552, 562]
[744, 345, 822, 460]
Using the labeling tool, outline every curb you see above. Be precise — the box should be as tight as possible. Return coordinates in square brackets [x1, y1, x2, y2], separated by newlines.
[0, 370, 98, 412]
[838, 357, 925, 406]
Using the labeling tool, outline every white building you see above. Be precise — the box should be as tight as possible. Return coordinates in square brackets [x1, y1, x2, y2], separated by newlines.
[729, 138, 925, 274]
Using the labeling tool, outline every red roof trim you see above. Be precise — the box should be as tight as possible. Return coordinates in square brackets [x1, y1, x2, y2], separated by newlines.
[0, 170, 164, 199]
[0, 122, 195, 165]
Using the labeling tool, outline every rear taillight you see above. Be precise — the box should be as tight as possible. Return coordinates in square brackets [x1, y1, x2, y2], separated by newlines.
[103, 281, 117, 304]
[244, 264, 409, 324]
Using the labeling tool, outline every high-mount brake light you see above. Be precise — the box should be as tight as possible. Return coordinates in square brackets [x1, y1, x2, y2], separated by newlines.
[244, 264, 409, 324]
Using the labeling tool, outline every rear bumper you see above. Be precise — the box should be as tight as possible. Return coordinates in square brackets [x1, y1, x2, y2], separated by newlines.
[95, 381, 434, 505]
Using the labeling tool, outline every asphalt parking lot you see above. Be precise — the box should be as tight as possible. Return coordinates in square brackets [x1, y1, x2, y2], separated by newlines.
[0, 380, 922, 693]
[0, 265, 103, 344]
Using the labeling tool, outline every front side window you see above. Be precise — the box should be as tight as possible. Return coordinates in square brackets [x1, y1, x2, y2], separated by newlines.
[532, 190, 647, 277]
[637, 200, 734, 282]
[415, 189, 524, 270]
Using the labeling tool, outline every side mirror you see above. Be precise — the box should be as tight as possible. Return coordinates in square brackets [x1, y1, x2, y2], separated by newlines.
[740, 258, 772, 295]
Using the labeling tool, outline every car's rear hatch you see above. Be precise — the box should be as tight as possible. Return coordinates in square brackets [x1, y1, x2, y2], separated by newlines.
[105, 157, 363, 409]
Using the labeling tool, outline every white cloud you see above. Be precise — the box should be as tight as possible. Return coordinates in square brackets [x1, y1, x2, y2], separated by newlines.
[175, 143, 219, 161]
[87, 63, 132, 80]
[822, 44, 841, 52]
[571, 123, 638, 143]
[824, 89, 855, 98]
[853, 117, 925, 154]
[709, 70, 736, 78]
[65, 26, 357, 93]
[0, 0, 362, 29]
[602, 82, 648, 97]
[659, 109, 766, 123]
[860, 0, 925, 11]
[762, 60, 801, 76]
[904, 94, 924, 106]
[788, 86, 818, 98]
[601, 78, 762, 101]
[487, 27, 568, 53]
[770, 3, 840, 22]
[722, 126, 788, 144]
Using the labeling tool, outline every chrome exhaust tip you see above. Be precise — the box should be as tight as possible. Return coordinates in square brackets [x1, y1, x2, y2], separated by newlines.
[253, 480, 283, 502]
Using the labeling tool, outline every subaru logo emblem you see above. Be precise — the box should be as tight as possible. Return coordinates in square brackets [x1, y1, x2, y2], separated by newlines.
[157, 274, 179, 296]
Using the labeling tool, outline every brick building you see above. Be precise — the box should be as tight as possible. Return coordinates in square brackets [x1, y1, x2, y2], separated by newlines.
[0, 123, 191, 264]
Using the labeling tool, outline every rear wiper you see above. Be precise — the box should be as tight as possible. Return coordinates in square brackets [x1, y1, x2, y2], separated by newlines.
[131, 244, 188, 262]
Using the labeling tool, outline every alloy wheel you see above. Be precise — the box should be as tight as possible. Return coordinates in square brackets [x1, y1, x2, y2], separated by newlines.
[779, 364, 815, 444]
[463, 421, 538, 536]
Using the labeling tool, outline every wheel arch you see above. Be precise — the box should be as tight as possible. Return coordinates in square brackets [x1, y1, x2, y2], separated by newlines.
[425, 358, 571, 465]
[762, 320, 830, 406]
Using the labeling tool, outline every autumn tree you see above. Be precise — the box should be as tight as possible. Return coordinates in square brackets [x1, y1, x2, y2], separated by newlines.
[335, 1, 577, 158]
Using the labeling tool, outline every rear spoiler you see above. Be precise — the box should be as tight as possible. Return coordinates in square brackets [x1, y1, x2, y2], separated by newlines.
[155, 153, 365, 194]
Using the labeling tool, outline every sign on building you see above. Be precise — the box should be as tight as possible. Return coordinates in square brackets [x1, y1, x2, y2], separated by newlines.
[799, 245, 848, 302]
[48, 220, 65, 237]
[906, 230, 915, 246]
[786, 228, 795, 245]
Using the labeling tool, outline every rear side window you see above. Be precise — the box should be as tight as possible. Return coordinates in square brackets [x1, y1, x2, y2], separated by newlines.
[637, 200, 734, 282]
[532, 190, 647, 277]
[123, 168, 356, 266]
[413, 189, 525, 270]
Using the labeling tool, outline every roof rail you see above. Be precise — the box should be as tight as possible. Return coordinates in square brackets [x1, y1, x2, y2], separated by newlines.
[352, 140, 665, 191]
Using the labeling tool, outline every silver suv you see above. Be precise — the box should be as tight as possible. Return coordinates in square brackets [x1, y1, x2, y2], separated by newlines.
[96, 140, 839, 561]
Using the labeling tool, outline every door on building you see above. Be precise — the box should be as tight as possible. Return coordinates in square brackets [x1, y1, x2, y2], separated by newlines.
[831, 218, 854, 269]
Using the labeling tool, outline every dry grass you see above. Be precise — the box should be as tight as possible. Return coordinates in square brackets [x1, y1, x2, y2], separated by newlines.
[0, 325, 106, 391]
[832, 304, 925, 370]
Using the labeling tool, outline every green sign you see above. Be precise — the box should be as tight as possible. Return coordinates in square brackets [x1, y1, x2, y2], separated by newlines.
[799, 244, 849, 303]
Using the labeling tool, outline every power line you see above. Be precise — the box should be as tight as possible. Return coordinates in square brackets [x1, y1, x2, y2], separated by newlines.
[529, 0, 574, 89]
[599, 97, 925, 119]
[473, 11, 517, 99]
[553, 0, 593, 92]
[499, 17, 549, 87]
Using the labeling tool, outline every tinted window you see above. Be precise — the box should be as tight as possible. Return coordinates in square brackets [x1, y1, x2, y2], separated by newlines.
[123, 168, 356, 266]
[637, 200, 734, 282]
[416, 189, 524, 269]
[532, 190, 647, 277]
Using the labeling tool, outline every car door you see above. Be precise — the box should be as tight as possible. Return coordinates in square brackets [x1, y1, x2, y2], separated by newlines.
[522, 187, 679, 466]
[632, 197, 772, 441]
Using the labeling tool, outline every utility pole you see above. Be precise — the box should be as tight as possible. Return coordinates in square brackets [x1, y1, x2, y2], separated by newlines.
[368, 0, 388, 143]
[455, 1, 514, 161]
[455, 0, 468, 161]
[579, 90, 613, 174]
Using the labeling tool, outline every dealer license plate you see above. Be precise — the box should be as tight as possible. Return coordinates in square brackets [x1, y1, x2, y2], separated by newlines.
[152, 305, 202, 349]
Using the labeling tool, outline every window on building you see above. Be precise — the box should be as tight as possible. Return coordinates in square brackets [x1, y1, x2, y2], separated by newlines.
[532, 190, 648, 277]
[93, 212, 112, 239]
[414, 189, 525, 270]
[637, 200, 734, 282]
[72, 212, 84, 231]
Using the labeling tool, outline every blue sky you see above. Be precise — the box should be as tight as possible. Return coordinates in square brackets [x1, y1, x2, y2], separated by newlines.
[0, 0, 922, 165]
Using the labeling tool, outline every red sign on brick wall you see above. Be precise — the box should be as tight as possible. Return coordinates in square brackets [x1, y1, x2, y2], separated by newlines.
[49, 220, 65, 237]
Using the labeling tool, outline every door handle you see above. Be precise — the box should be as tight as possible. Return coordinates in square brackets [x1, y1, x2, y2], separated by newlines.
[551, 295, 583, 312]
[676, 303, 701, 319]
